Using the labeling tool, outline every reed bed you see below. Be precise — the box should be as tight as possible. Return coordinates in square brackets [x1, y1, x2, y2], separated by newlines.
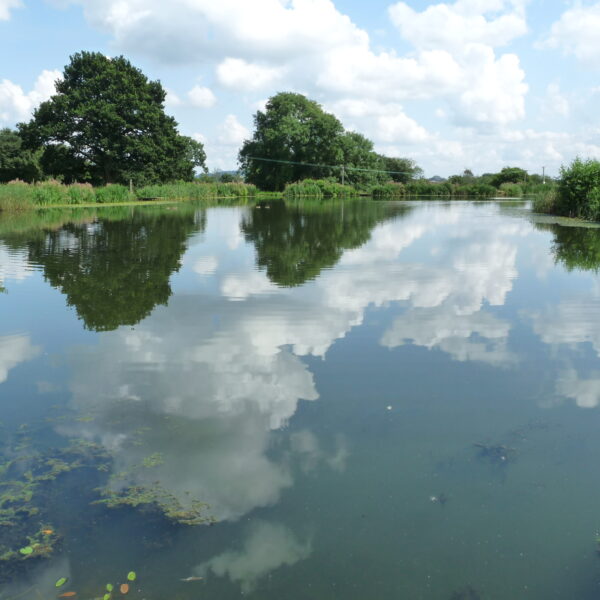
[0, 180, 259, 211]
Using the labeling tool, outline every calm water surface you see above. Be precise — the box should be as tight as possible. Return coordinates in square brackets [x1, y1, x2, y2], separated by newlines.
[1, 200, 600, 599]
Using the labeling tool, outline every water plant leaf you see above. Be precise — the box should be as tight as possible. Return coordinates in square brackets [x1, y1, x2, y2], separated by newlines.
[55, 577, 68, 587]
[103, 594, 111, 600]
[120, 583, 129, 594]
[19, 546, 33, 555]
[106, 584, 113, 592]
[127, 571, 136, 581]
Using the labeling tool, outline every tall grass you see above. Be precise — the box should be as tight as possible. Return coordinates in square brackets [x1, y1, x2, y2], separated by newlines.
[0, 180, 259, 211]
[135, 181, 257, 200]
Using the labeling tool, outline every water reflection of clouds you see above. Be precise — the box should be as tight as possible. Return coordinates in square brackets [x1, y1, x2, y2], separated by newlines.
[528, 299, 600, 409]
[556, 369, 600, 409]
[195, 520, 311, 593]
[530, 300, 600, 357]
[382, 308, 514, 367]
[64, 204, 531, 522]
[0, 334, 40, 383]
[0, 243, 34, 287]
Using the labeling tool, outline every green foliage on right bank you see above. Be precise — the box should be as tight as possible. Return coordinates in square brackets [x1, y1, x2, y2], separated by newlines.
[533, 158, 600, 221]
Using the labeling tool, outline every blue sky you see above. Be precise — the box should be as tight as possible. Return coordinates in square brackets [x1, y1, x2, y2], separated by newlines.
[1, 0, 599, 177]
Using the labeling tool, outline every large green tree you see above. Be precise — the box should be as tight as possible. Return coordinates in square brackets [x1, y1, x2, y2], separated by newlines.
[19, 51, 206, 185]
[0, 128, 42, 183]
[239, 93, 346, 191]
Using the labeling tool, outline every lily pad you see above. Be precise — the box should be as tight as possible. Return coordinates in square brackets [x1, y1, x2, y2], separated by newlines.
[103, 594, 111, 600]
[55, 577, 68, 587]
[127, 571, 136, 581]
[19, 546, 33, 555]
[106, 583, 113, 592]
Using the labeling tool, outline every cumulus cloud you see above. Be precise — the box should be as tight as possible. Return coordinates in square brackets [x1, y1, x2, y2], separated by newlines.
[61, 0, 528, 136]
[0, 0, 22, 20]
[216, 58, 283, 91]
[217, 114, 250, 146]
[0, 69, 61, 125]
[542, 3, 600, 66]
[187, 84, 217, 108]
[388, 0, 527, 51]
[196, 520, 311, 592]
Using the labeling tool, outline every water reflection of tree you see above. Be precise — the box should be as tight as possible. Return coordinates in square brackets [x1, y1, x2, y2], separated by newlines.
[23, 208, 204, 331]
[241, 200, 411, 287]
[540, 223, 600, 272]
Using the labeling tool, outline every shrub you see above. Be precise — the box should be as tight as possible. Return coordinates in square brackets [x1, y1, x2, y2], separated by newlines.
[283, 179, 357, 199]
[499, 183, 523, 197]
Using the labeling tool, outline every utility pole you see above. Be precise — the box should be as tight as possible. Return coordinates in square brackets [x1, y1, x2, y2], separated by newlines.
[542, 166, 546, 184]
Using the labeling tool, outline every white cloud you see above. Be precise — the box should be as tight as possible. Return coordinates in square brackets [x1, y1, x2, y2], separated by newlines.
[0, 0, 22, 20]
[216, 58, 283, 91]
[542, 3, 600, 66]
[187, 84, 217, 108]
[542, 83, 569, 118]
[217, 114, 250, 146]
[388, 0, 527, 52]
[196, 520, 311, 593]
[164, 87, 182, 107]
[0, 69, 61, 125]
[65, 0, 527, 134]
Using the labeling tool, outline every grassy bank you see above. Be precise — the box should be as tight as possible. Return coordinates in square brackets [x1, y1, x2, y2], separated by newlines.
[0, 180, 259, 211]
[533, 158, 600, 221]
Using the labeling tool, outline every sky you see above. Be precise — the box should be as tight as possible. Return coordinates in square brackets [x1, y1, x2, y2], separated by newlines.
[0, 0, 599, 177]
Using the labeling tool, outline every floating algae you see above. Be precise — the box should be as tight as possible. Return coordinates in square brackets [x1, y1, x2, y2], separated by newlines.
[95, 484, 214, 526]
[0, 438, 111, 582]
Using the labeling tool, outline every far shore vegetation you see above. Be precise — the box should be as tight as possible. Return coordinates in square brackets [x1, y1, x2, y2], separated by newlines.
[2, 49, 593, 215]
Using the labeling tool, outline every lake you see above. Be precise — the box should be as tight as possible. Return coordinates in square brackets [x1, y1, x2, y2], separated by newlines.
[1, 199, 600, 599]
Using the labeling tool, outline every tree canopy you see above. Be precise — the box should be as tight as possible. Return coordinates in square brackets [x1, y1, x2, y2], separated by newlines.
[0, 128, 42, 183]
[19, 52, 206, 185]
[238, 92, 421, 191]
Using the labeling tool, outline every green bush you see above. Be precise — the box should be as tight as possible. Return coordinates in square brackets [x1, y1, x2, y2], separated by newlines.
[499, 183, 523, 197]
[556, 158, 600, 219]
[283, 179, 357, 200]
[533, 158, 600, 220]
